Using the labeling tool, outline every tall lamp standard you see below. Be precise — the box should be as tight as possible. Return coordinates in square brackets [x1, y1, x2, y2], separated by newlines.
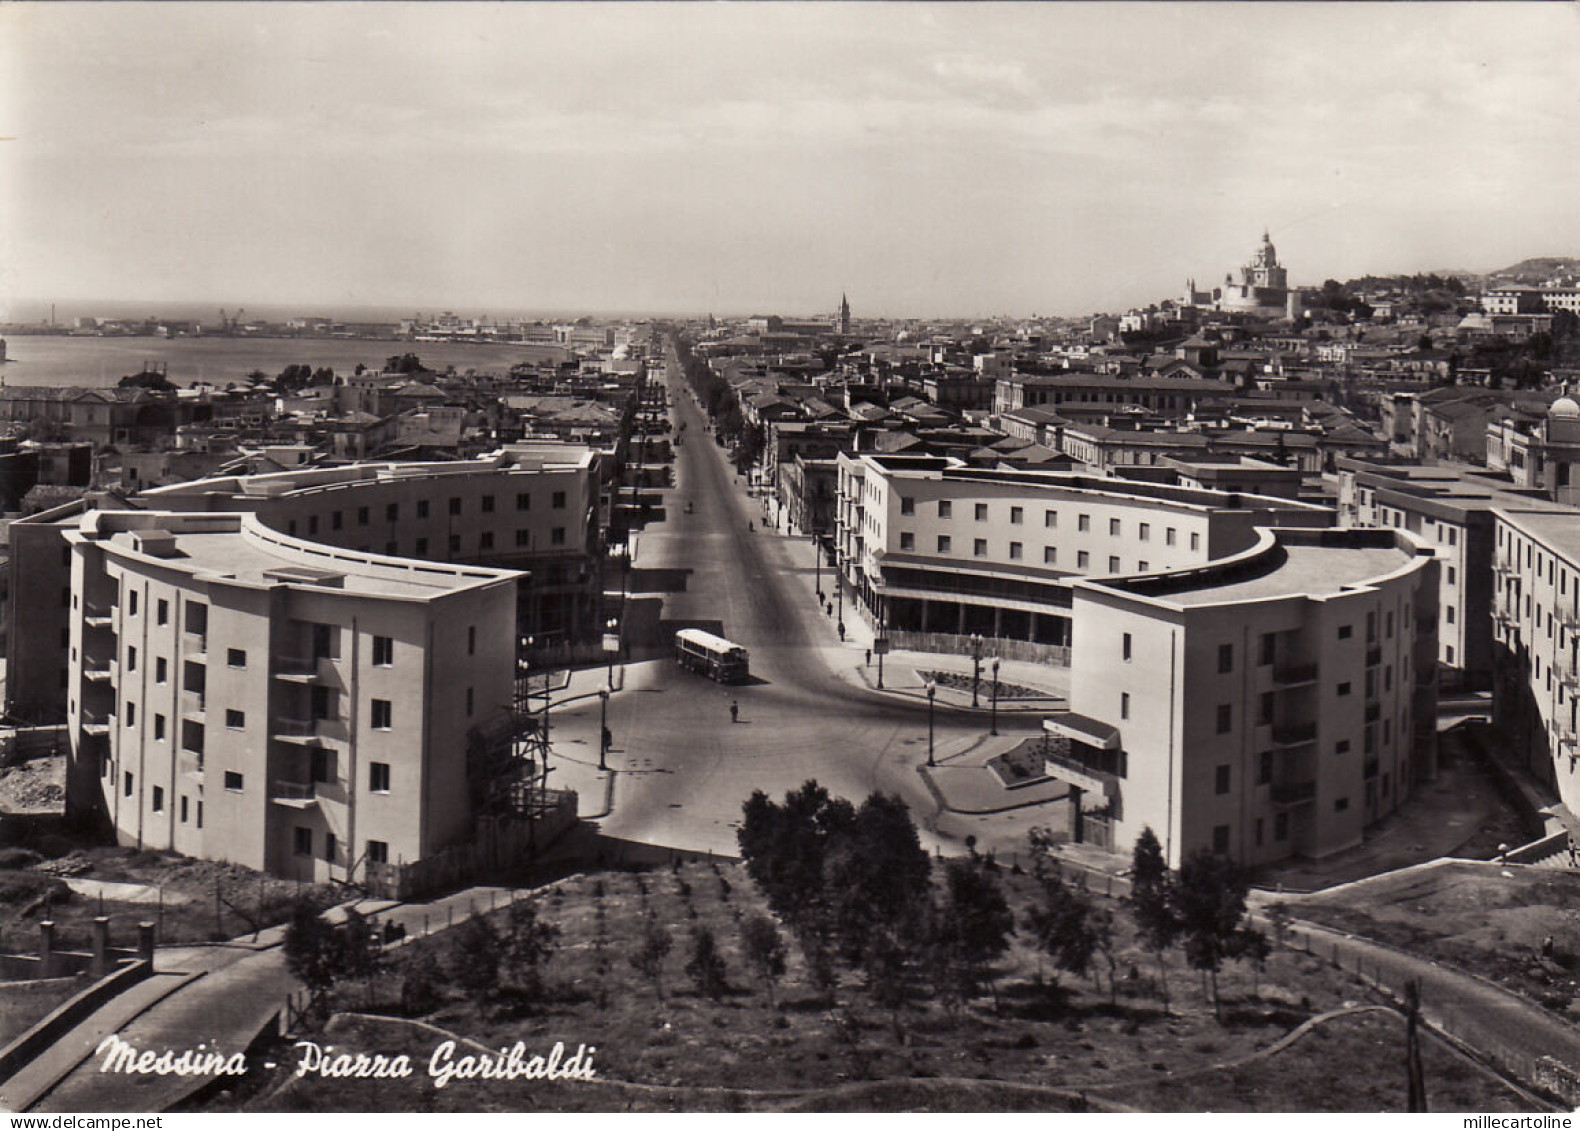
[814, 522, 823, 603]
[926, 679, 937, 767]
[597, 689, 610, 771]
[969, 632, 985, 707]
[990, 657, 1001, 736]
[604, 618, 620, 689]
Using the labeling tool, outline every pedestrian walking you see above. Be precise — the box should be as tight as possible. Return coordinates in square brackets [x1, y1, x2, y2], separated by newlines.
[729, 700, 739, 724]
[865, 647, 871, 665]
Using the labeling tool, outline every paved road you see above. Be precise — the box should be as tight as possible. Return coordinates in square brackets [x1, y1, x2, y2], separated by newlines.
[592, 350, 1047, 858]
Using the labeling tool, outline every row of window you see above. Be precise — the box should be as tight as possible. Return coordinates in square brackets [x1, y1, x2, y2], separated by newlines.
[896, 533, 1149, 573]
[291, 524, 569, 551]
[894, 498, 1200, 548]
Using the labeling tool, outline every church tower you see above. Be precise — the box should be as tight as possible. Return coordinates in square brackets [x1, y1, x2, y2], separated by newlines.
[837, 293, 851, 334]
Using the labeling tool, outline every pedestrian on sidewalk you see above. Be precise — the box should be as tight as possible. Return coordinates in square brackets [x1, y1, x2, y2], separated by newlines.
[865, 647, 871, 665]
[729, 700, 739, 724]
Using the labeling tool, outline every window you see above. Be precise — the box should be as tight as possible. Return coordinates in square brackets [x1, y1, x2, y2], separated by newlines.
[367, 840, 389, 865]
[1139, 522, 1150, 542]
[128, 591, 139, 616]
[325, 832, 337, 863]
[124, 771, 134, 797]
[1010, 506, 1023, 525]
[1258, 750, 1273, 785]
[1212, 825, 1230, 854]
[417, 499, 430, 519]
[1078, 514, 1090, 532]
[1108, 555, 1120, 572]
[1217, 643, 1233, 674]
[449, 497, 462, 516]
[448, 534, 461, 555]
[154, 714, 166, 741]
[899, 532, 915, 551]
[974, 503, 988, 521]
[1446, 567, 1456, 587]
[127, 646, 137, 672]
[1077, 551, 1090, 569]
[1044, 510, 1056, 528]
[1386, 610, 1395, 636]
[1043, 546, 1057, 564]
[180, 795, 188, 823]
[125, 702, 136, 726]
[468, 626, 476, 655]
[372, 636, 393, 666]
[516, 529, 530, 547]
[1275, 811, 1289, 841]
[225, 709, 245, 730]
[938, 500, 952, 518]
[295, 827, 313, 856]
[333, 510, 343, 530]
[1338, 624, 1353, 640]
[1122, 633, 1132, 662]
[224, 771, 244, 792]
[1215, 704, 1232, 734]
[308, 515, 319, 536]
[466, 687, 475, 716]
[386, 502, 399, 522]
[1121, 692, 1130, 719]
[227, 648, 245, 668]
[1337, 681, 1351, 697]
[899, 496, 915, 516]
[358, 506, 369, 525]
[152, 785, 164, 813]
[1254, 818, 1264, 848]
[1257, 692, 1274, 726]
[1109, 518, 1121, 536]
[1166, 527, 1177, 546]
[370, 762, 391, 792]
[1258, 633, 1275, 666]
[197, 800, 203, 828]
[938, 535, 952, 553]
[371, 699, 392, 729]
[157, 599, 169, 626]
[517, 492, 531, 511]
[1138, 561, 1149, 572]
[1334, 797, 1350, 813]
[1214, 765, 1231, 795]
[1190, 532, 1200, 551]
[1446, 606, 1455, 624]
[551, 528, 566, 546]
[973, 539, 988, 557]
[1335, 739, 1350, 754]
[1009, 541, 1023, 560]
[551, 491, 566, 509]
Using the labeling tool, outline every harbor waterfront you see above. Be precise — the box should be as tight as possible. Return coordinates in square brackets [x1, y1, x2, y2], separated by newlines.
[0, 334, 570, 388]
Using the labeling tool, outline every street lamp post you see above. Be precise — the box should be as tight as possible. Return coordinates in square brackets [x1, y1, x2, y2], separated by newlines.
[814, 525, 822, 602]
[604, 617, 620, 689]
[990, 657, 1001, 736]
[926, 680, 937, 767]
[598, 689, 610, 771]
[969, 633, 985, 707]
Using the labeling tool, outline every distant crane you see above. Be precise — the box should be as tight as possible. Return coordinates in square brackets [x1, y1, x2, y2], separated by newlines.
[216, 308, 245, 335]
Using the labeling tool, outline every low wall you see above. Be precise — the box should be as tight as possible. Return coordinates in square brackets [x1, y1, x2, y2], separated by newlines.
[0, 958, 150, 1083]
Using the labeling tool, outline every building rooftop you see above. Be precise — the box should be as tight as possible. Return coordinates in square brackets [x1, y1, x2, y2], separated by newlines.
[1497, 508, 1580, 565]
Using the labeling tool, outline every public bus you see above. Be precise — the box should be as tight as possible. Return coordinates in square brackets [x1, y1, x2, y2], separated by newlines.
[674, 629, 750, 684]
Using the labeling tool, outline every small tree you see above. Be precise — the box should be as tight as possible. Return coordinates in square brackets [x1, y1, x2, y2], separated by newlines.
[740, 914, 788, 1008]
[684, 925, 729, 1001]
[930, 858, 1014, 1014]
[283, 901, 339, 1018]
[1025, 868, 1099, 993]
[338, 908, 384, 1008]
[504, 899, 561, 1004]
[1130, 827, 1180, 1013]
[1173, 848, 1251, 1021]
[631, 918, 674, 1000]
[399, 947, 447, 1016]
[449, 915, 502, 1016]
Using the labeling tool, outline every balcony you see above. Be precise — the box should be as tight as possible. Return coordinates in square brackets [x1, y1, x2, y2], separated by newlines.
[270, 780, 318, 808]
[82, 655, 113, 682]
[1271, 780, 1316, 807]
[179, 748, 204, 777]
[1042, 747, 1120, 802]
[1364, 702, 1381, 724]
[80, 710, 112, 737]
[183, 631, 208, 658]
[83, 603, 115, 629]
[272, 717, 327, 744]
[274, 655, 331, 684]
[1365, 646, 1382, 667]
[181, 690, 206, 718]
[1272, 662, 1318, 687]
[1271, 721, 1317, 747]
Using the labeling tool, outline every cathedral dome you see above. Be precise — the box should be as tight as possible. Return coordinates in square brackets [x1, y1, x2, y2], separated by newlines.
[1550, 397, 1580, 419]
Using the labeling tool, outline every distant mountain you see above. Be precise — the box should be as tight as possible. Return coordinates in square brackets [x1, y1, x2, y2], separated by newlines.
[1488, 257, 1580, 284]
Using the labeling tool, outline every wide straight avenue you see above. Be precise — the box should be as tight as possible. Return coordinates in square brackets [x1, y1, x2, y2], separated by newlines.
[583, 358, 1049, 859]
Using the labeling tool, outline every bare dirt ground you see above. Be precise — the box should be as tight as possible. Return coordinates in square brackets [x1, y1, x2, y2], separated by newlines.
[0, 755, 66, 814]
[1288, 861, 1580, 1018]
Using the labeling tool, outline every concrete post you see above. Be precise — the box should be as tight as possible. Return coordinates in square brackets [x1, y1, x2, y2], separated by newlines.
[40, 921, 56, 979]
[137, 921, 155, 965]
[91, 916, 110, 978]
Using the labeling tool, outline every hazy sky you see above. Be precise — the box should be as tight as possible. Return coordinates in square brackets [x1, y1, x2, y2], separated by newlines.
[4, 2, 1580, 319]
